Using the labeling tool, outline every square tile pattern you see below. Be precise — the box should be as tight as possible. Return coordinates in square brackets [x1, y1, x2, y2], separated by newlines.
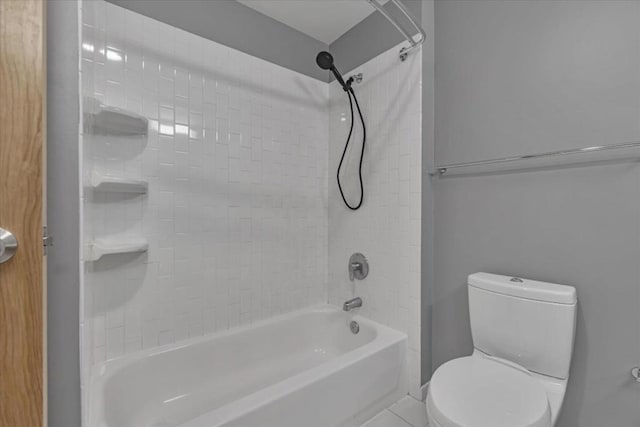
[362, 396, 429, 427]
[81, 1, 328, 366]
[80, 0, 422, 406]
[328, 47, 423, 396]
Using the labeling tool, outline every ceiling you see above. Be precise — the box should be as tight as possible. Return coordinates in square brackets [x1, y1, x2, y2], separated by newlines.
[236, 0, 388, 45]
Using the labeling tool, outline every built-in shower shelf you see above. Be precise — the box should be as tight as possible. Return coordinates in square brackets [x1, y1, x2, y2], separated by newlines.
[85, 237, 148, 262]
[89, 173, 148, 194]
[84, 97, 148, 136]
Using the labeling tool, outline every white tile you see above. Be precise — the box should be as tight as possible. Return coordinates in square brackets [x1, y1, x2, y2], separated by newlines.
[175, 96, 189, 124]
[82, 8, 423, 405]
[361, 410, 412, 427]
[105, 326, 124, 359]
[389, 396, 429, 427]
[328, 44, 422, 390]
[175, 68, 189, 98]
[142, 319, 158, 349]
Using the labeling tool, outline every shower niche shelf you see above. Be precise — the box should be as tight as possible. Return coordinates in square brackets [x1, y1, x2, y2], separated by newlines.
[85, 237, 148, 262]
[89, 172, 148, 194]
[84, 97, 148, 136]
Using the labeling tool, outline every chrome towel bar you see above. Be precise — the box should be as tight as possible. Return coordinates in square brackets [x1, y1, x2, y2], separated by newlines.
[434, 141, 640, 176]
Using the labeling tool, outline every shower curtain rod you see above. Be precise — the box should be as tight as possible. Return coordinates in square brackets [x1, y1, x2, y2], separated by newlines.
[365, 0, 426, 61]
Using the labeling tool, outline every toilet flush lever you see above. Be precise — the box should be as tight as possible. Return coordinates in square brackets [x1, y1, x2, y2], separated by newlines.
[632, 367, 640, 383]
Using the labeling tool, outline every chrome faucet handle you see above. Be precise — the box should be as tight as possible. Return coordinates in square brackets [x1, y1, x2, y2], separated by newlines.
[348, 253, 369, 281]
[349, 262, 362, 281]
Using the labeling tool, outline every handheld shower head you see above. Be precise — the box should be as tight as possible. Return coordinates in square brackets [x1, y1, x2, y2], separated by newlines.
[316, 51, 351, 92]
[315, 51, 334, 70]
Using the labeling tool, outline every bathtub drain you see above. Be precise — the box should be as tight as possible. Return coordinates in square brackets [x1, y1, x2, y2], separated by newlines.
[350, 321, 360, 334]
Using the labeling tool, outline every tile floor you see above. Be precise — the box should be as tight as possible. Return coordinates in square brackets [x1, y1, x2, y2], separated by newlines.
[361, 396, 429, 427]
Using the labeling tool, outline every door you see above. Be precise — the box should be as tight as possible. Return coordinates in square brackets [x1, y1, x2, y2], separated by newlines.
[0, 0, 46, 425]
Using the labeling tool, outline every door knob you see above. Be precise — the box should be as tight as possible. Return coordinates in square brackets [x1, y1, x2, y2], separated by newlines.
[0, 228, 18, 264]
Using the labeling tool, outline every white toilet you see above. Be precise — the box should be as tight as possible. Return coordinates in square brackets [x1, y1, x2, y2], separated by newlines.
[426, 272, 577, 427]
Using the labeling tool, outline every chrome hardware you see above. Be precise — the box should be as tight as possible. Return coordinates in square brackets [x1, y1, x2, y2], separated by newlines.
[632, 367, 640, 383]
[349, 253, 369, 281]
[343, 297, 363, 312]
[434, 140, 640, 176]
[510, 277, 524, 283]
[0, 227, 18, 264]
[349, 73, 363, 84]
[43, 226, 53, 255]
[400, 47, 410, 62]
[350, 321, 360, 334]
[366, 0, 426, 61]
[350, 262, 363, 280]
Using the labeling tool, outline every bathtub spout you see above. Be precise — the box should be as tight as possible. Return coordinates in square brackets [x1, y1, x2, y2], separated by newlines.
[343, 297, 362, 311]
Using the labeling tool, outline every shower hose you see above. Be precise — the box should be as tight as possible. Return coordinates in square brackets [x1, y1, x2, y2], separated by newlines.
[337, 87, 366, 210]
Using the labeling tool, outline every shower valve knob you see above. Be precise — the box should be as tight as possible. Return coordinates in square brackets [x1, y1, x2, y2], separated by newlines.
[348, 253, 369, 281]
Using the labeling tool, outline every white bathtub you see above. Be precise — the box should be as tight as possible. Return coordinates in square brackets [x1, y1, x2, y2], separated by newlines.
[89, 305, 407, 427]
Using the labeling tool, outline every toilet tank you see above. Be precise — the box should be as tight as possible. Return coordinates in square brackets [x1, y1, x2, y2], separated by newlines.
[468, 273, 577, 380]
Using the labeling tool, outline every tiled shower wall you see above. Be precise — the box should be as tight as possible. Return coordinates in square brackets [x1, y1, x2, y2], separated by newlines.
[80, 1, 329, 365]
[328, 46, 422, 397]
[80, 0, 422, 401]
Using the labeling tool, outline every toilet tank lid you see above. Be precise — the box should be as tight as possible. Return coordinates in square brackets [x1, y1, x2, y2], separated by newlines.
[468, 272, 577, 305]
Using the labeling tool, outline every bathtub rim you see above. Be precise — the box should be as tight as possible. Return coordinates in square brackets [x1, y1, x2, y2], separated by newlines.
[91, 304, 401, 373]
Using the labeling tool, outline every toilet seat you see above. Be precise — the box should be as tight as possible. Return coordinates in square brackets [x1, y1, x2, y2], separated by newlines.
[427, 355, 552, 427]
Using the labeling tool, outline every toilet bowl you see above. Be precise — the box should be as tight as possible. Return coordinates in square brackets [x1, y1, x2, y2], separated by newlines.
[426, 273, 577, 427]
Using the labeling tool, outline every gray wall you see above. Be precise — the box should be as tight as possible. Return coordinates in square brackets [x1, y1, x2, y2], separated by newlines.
[47, 1, 82, 426]
[435, 0, 640, 164]
[105, 0, 329, 81]
[432, 1, 640, 425]
[106, 0, 425, 82]
[420, 0, 435, 386]
[330, 0, 422, 74]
